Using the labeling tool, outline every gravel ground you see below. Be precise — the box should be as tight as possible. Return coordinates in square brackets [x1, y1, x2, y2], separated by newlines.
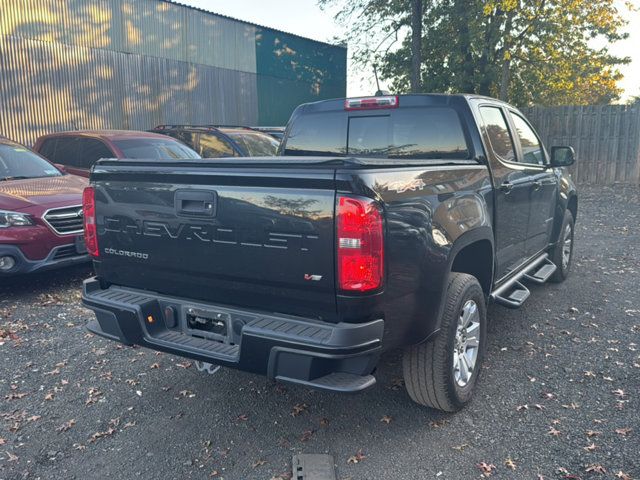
[0, 186, 638, 480]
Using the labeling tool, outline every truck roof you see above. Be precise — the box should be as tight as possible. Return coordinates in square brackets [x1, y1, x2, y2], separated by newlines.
[297, 93, 512, 113]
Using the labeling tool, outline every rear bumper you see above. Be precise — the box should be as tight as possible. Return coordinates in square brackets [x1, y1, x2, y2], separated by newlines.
[0, 243, 89, 276]
[81, 278, 384, 393]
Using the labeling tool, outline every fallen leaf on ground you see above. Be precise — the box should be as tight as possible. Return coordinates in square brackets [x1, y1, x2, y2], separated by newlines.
[176, 361, 192, 369]
[347, 449, 366, 464]
[176, 390, 195, 399]
[429, 419, 448, 428]
[89, 418, 119, 443]
[477, 462, 496, 477]
[5, 392, 27, 400]
[380, 415, 392, 424]
[583, 443, 597, 452]
[586, 430, 601, 437]
[504, 458, 516, 470]
[291, 403, 308, 417]
[614, 427, 632, 436]
[612, 389, 627, 398]
[452, 444, 469, 451]
[585, 464, 606, 474]
[5, 450, 18, 462]
[252, 459, 266, 468]
[615, 471, 632, 480]
[548, 427, 561, 436]
[85, 388, 102, 405]
[57, 419, 76, 432]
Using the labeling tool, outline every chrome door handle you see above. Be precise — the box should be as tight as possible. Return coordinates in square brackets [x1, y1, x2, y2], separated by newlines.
[532, 180, 542, 190]
[499, 182, 513, 194]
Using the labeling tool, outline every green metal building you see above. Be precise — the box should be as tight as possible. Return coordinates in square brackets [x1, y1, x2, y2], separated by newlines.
[0, 0, 347, 146]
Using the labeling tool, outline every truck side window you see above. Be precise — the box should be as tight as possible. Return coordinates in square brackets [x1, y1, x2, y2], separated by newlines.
[38, 138, 57, 161]
[479, 107, 516, 163]
[510, 113, 545, 166]
[198, 133, 236, 157]
[78, 138, 114, 169]
[53, 137, 81, 167]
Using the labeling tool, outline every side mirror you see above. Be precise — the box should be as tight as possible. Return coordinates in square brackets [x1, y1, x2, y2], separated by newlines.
[549, 146, 575, 168]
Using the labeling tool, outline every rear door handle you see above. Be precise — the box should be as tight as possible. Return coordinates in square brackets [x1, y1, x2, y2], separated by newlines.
[532, 180, 542, 190]
[499, 182, 513, 194]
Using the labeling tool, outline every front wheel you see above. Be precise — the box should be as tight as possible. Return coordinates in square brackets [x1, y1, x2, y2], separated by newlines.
[549, 209, 575, 283]
[402, 272, 487, 412]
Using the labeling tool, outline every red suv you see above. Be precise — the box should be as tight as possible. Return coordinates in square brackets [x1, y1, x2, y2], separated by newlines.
[33, 130, 200, 178]
[0, 137, 89, 275]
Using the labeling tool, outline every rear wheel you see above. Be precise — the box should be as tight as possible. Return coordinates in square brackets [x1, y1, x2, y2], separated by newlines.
[402, 273, 487, 412]
[549, 209, 574, 283]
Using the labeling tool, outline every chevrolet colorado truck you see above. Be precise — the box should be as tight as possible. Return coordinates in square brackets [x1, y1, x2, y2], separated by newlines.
[81, 94, 577, 411]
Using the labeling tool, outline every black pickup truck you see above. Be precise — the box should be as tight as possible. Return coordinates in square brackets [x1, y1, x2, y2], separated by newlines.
[81, 94, 577, 412]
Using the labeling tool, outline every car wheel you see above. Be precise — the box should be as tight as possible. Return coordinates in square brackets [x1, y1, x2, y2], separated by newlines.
[402, 272, 487, 412]
[549, 209, 575, 283]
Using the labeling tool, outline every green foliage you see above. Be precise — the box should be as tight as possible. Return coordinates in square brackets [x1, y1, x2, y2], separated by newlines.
[319, 0, 631, 106]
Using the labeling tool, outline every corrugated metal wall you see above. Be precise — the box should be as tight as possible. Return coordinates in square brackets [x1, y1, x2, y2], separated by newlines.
[255, 27, 347, 125]
[0, 0, 346, 146]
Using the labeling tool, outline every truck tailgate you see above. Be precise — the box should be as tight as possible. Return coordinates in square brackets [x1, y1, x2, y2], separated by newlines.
[91, 162, 337, 320]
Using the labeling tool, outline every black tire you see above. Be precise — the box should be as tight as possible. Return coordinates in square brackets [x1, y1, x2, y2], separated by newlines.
[402, 272, 487, 412]
[549, 209, 575, 283]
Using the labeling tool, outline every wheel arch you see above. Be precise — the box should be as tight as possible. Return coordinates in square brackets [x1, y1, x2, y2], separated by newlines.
[449, 232, 494, 297]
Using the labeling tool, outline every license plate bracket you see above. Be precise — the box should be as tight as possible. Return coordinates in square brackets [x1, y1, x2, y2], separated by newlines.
[184, 308, 229, 343]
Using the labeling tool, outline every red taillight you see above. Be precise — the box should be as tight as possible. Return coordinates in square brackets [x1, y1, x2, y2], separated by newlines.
[337, 195, 384, 292]
[344, 95, 399, 111]
[82, 187, 99, 257]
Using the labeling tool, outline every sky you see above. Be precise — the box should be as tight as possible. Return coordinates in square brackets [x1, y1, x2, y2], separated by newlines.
[180, 0, 640, 102]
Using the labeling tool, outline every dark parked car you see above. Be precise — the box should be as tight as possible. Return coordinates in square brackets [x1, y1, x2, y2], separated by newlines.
[81, 94, 577, 412]
[151, 125, 280, 157]
[33, 130, 200, 178]
[0, 137, 89, 275]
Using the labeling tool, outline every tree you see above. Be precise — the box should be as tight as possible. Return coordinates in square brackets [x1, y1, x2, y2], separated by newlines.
[319, 0, 631, 106]
[410, 0, 423, 92]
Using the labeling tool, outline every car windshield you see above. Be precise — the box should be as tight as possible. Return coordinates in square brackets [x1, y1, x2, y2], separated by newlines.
[112, 138, 201, 160]
[226, 132, 279, 156]
[0, 142, 62, 180]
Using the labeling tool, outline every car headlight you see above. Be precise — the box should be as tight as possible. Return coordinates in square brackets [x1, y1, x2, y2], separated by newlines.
[0, 210, 34, 228]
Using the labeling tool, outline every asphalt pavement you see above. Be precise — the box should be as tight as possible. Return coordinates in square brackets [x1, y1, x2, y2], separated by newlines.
[0, 185, 638, 480]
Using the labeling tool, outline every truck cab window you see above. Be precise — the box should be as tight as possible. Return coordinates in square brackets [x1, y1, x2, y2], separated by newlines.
[510, 113, 545, 165]
[78, 138, 114, 169]
[479, 107, 516, 163]
[53, 137, 82, 167]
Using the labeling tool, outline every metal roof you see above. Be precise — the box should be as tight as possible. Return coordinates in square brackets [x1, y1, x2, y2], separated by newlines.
[161, 0, 346, 49]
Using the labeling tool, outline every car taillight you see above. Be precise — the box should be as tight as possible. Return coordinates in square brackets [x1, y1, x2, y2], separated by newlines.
[344, 95, 398, 111]
[82, 187, 99, 257]
[336, 195, 384, 292]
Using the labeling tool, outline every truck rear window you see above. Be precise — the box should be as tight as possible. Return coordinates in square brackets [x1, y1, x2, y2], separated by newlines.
[284, 107, 469, 159]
